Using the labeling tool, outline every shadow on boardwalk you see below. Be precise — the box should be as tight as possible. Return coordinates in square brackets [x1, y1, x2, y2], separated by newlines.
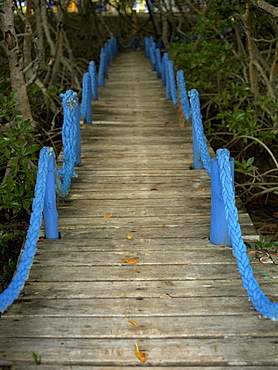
[0, 50, 278, 368]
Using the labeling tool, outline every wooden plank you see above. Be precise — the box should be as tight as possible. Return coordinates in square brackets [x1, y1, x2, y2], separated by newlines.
[27, 264, 277, 283]
[65, 189, 212, 200]
[12, 279, 274, 299]
[55, 225, 257, 239]
[0, 338, 277, 366]
[3, 297, 260, 317]
[1, 315, 276, 339]
[33, 248, 236, 265]
[54, 215, 253, 228]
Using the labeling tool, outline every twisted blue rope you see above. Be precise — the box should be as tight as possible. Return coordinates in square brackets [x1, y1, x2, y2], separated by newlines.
[217, 148, 278, 320]
[0, 147, 54, 313]
[117, 37, 138, 49]
[58, 90, 78, 197]
[89, 61, 98, 101]
[177, 70, 191, 121]
[167, 60, 178, 105]
[189, 89, 211, 176]
[81, 72, 92, 125]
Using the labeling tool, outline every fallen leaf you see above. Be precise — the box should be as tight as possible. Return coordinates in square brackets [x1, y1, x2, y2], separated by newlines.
[162, 224, 166, 229]
[164, 121, 170, 124]
[126, 233, 133, 239]
[81, 124, 87, 127]
[145, 111, 150, 114]
[188, 137, 193, 140]
[201, 188, 206, 191]
[104, 214, 113, 218]
[115, 117, 119, 119]
[127, 319, 139, 327]
[38, 238, 44, 242]
[122, 259, 139, 264]
[125, 84, 129, 87]
[150, 188, 158, 191]
[134, 342, 148, 363]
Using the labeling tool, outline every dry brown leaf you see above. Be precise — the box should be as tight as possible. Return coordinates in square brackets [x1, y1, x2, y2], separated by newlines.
[127, 319, 139, 327]
[126, 233, 133, 239]
[104, 214, 113, 218]
[164, 121, 170, 124]
[125, 84, 129, 87]
[145, 111, 150, 114]
[188, 137, 193, 140]
[162, 224, 166, 229]
[122, 259, 139, 264]
[81, 124, 87, 128]
[134, 342, 148, 363]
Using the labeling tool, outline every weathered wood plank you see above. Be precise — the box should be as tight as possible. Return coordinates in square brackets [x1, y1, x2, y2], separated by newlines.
[34, 248, 236, 265]
[12, 279, 274, 300]
[27, 264, 278, 283]
[55, 225, 257, 239]
[0, 315, 276, 339]
[54, 215, 253, 228]
[0, 338, 277, 366]
[3, 296, 260, 317]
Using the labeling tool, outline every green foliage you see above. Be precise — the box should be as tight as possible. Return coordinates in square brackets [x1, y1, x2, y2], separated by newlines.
[27, 84, 63, 116]
[235, 157, 258, 175]
[32, 352, 41, 365]
[0, 92, 39, 220]
[245, 236, 278, 251]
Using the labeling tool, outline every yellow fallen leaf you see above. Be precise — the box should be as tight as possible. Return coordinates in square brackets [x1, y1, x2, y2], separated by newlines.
[145, 111, 150, 114]
[126, 233, 133, 239]
[122, 259, 139, 264]
[126, 319, 139, 327]
[104, 214, 113, 218]
[134, 342, 148, 363]
[162, 224, 166, 229]
[188, 137, 193, 140]
[201, 188, 206, 191]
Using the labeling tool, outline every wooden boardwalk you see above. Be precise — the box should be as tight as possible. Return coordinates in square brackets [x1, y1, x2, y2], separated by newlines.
[1, 51, 278, 368]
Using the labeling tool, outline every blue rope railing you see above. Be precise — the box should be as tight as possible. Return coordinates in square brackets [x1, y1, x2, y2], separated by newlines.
[0, 36, 117, 314]
[143, 35, 278, 320]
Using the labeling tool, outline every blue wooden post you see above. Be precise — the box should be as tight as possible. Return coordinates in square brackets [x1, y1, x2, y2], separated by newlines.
[167, 60, 178, 105]
[89, 61, 98, 101]
[165, 58, 171, 100]
[149, 45, 156, 71]
[81, 72, 92, 125]
[144, 36, 150, 57]
[74, 103, 82, 167]
[161, 53, 168, 86]
[177, 70, 191, 121]
[98, 48, 105, 87]
[105, 42, 110, 70]
[155, 48, 162, 78]
[192, 123, 203, 170]
[210, 155, 234, 246]
[44, 155, 59, 239]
